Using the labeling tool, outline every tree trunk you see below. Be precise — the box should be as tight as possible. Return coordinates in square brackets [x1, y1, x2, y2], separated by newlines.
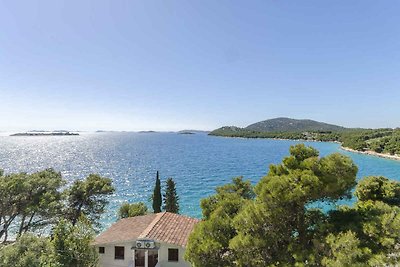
[72, 203, 83, 226]
[18, 214, 26, 236]
[25, 212, 36, 232]
[0, 214, 17, 243]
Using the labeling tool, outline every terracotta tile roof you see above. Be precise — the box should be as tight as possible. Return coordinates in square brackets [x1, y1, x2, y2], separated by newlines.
[145, 212, 200, 247]
[94, 212, 200, 247]
[94, 213, 157, 245]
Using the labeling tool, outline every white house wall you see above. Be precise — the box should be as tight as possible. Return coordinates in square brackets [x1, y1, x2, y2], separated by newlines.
[97, 241, 191, 267]
[98, 242, 132, 267]
[156, 242, 190, 267]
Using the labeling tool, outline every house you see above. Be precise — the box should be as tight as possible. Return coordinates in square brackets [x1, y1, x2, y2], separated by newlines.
[94, 212, 199, 267]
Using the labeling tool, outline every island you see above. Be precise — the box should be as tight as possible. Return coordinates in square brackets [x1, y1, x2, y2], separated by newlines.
[178, 130, 210, 135]
[209, 117, 400, 160]
[10, 131, 79, 136]
[138, 131, 156, 133]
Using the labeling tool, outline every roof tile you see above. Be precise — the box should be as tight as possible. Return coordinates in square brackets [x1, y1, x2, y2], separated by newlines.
[94, 212, 199, 247]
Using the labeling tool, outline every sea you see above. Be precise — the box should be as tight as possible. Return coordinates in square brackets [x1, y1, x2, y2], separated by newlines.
[1, 132, 400, 229]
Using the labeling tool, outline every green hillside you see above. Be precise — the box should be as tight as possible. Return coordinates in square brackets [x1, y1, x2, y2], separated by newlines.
[209, 118, 400, 155]
[245, 117, 345, 132]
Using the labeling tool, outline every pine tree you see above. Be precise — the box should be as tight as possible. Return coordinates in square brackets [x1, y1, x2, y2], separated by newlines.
[164, 178, 179, 213]
[152, 171, 162, 213]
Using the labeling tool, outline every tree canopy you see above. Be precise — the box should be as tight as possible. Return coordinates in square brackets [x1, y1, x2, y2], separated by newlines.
[118, 202, 148, 219]
[0, 218, 98, 267]
[51, 217, 98, 267]
[210, 126, 400, 156]
[186, 144, 400, 266]
[66, 174, 115, 227]
[0, 168, 112, 266]
[152, 171, 162, 213]
[0, 234, 53, 267]
[185, 176, 254, 267]
[0, 168, 65, 242]
[163, 178, 179, 214]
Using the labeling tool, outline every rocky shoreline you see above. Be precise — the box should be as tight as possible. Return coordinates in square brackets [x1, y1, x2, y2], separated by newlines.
[212, 134, 400, 162]
[341, 146, 400, 161]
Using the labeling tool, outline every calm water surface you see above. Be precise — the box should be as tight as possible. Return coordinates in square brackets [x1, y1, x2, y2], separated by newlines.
[1, 132, 400, 228]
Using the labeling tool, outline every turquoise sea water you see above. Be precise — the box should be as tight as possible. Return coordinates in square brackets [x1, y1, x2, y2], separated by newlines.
[1, 132, 400, 229]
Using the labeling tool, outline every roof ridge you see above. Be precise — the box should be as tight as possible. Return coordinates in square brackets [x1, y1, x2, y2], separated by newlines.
[139, 212, 166, 239]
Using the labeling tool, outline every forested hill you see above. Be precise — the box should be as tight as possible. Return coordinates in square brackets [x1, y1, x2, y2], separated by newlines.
[209, 118, 400, 156]
[245, 117, 345, 132]
[209, 117, 346, 138]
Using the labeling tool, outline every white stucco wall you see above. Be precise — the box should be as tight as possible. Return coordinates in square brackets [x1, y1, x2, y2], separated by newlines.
[97, 242, 133, 267]
[96, 240, 191, 267]
[155, 242, 190, 267]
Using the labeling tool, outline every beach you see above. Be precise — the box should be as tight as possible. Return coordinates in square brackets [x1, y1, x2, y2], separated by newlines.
[341, 146, 400, 161]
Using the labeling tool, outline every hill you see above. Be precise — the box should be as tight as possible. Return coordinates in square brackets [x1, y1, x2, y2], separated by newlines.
[245, 117, 345, 132]
[209, 118, 400, 157]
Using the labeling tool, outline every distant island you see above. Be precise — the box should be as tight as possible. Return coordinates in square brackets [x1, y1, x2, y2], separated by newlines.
[178, 130, 209, 134]
[178, 131, 195, 135]
[209, 117, 400, 160]
[11, 131, 79, 136]
[138, 130, 157, 133]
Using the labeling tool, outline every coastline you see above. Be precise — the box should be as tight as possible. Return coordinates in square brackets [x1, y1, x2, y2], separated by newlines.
[340, 146, 400, 161]
[210, 134, 400, 162]
[209, 134, 340, 144]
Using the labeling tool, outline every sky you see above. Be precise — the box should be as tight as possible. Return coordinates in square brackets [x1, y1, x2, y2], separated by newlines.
[0, 1, 399, 131]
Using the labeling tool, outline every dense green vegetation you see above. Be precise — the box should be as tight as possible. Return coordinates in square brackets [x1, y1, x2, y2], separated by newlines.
[163, 177, 180, 213]
[340, 128, 400, 155]
[185, 144, 400, 266]
[152, 171, 162, 213]
[118, 173, 180, 219]
[0, 169, 115, 266]
[245, 117, 345, 132]
[0, 218, 98, 267]
[118, 202, 148, 219]
[210, 126, 341, 141]
[210, 127, 400, 156]
[65, 174, 114, 228]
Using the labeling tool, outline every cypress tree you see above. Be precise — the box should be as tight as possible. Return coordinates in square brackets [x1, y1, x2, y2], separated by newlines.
[164, 178, 179, 214]
[152, 171, 162, 213]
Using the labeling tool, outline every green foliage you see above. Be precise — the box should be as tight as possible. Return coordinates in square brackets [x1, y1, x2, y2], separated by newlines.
[245, 118, 345, 133]
[210, 126, 400, 156]
[185, 177, 254, 267]
[118, 202, 148, 219]
[0, 169, 115, 243]
[51, 218, 98, 267]
[0, 221, 98, 267]
[163, 178, 179, 213]
[0, 169, 110, 266]
[340, 129, 400, 155]
[66, 174, 115, 227]
[322, 231, 370, 267]
[355, 176, 400, 205]
[228, 145, 358, 266]
[186, 145, 400, 267]
[0, 169, 65, 242]
[152, 171, 162, 213]
[0, 234, 53, 267]
[200, 176, 254, 220]
[328, 200, 400, 265]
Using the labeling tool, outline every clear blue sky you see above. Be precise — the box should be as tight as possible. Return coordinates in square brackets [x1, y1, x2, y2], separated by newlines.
[1, 1, 399, 131]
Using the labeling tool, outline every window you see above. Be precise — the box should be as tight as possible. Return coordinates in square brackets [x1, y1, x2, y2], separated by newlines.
[115, 246, 125, 260]
[168, 248, 179, 262]
[99, 247, 105, 254]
